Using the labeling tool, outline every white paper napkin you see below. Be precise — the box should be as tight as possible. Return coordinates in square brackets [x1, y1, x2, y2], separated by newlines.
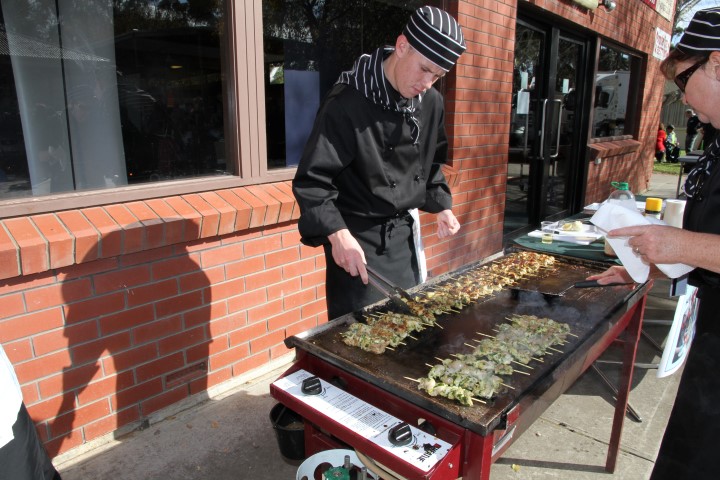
[590, 203, 694, 282]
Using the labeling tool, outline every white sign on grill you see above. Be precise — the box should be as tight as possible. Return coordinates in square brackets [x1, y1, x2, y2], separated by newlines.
[273, 369, 453, 472]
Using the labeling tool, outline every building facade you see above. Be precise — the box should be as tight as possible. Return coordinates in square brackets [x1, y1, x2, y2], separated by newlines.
[0, 0, 669, 460]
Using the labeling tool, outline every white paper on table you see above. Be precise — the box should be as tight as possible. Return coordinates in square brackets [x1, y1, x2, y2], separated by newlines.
[590, 203, 694, 283]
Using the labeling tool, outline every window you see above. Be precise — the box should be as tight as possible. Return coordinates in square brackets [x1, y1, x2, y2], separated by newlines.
[0, 0, 440, 215]
[0, 1, 230, 202]
[592, 43, 641, 138]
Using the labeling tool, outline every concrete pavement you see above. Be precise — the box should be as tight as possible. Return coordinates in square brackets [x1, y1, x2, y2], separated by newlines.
[56, 174, 684, 480]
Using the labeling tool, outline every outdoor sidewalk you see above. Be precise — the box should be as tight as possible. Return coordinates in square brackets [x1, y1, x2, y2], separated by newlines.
[56, 174, 683, 480]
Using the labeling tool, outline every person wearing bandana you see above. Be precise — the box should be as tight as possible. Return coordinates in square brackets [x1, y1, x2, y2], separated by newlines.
[292, 6, 466, 319]
[587, 7, 720, 478]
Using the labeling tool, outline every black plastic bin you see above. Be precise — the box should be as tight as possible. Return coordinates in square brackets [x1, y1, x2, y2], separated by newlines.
[269, 403, 305, 460]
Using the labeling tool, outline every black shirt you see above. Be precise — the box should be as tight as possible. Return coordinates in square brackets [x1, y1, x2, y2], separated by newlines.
[687, 114, 701, 136]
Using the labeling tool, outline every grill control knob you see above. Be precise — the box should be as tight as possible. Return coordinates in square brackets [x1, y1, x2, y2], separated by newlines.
[388, 422, 413, 446]
[301, 376, 322, 395]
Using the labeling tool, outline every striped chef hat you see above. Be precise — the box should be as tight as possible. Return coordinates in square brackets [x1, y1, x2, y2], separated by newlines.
[677, 7, 720, 53]
[403, 6, 466, 71]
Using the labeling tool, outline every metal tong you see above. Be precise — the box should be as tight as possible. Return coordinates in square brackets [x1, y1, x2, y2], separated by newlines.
[365, 265, 415, 314]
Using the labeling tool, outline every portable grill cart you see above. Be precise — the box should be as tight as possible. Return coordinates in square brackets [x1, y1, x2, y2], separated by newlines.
[270, 252, 651, 479]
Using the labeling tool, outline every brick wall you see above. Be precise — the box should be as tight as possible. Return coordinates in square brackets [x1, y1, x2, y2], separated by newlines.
[0, 0, 668, 461]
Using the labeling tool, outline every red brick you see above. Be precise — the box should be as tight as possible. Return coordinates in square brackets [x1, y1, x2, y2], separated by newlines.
[105, 343, 157, 375]
[0, 308, 64, 343]
[51, 399, 112, 438]
[246, 185, 281, 225]
[268, 182, 297, 223]
[63, 292, 125, 324]
[247, 298, 283, 324]
[140, 385, 189, 415]
[33, 320, 99, 356]
[183, 194, 220, 238]
[111, 378, 163, 412]
[231, 352, 269, 376]
[265, 247, 300, 269]
[158, 326, 209, 356]
[155, 290, 205, 319]
[282, 288, 317, 310]
[282, 257, 317, 279]
[3, 338, 33, 362]
[179, 266, 224, 293]
[145, 198, 186, 246]
[212, 277, 245, 301]
[227, 288, 267, 314]
[164, 196, 202, 242]
[100, 305, 156, 335]
[152, 255, 203, 280]
[231, 187, 268, 228]
[249, 329, 286, 353]
[201, 242, 244, 268]
[125, 201, 165, 250]
[82, 207, 122, 258]
[132, 314, 182, 344]
[14, 350, 71, 384]
[267, 309, 302, 331]
[209, 344, 250, 370]
[135, 351, 185, 383]
[286, 317, 320, 338]
[75, 370, 135, 406]
[0, 292, 24, 318]
[267, 278, 301, 301]
[225, 256, 265, 280]
[216, 189, 252, 231]
[37, 363, 100, 399]
[244, 268, 282, 293]
[187, 339, 225, 365]
[228, 321, 267, 347]
[199, 191, 237, 236]
[4, 217, 48, 275]
[0, 225, 20, 280]
[126, 279, 179, 308]
[94, 265, 151, 294]
[104, 204, 143, 254]
[301, 299, 327, 319]
[70, 332, 131, 366]
[31, 214, 74, 270]
[25, 279, 92, 313]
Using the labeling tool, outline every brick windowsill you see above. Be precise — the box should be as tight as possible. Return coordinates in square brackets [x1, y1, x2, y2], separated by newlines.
[587, 137, 642, 159]
[0, 181, 300, 281]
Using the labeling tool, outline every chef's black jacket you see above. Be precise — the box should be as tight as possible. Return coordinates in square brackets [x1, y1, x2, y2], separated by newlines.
[292, 83, 453, 248]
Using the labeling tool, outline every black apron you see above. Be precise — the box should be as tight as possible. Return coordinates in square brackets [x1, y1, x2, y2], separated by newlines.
[323, 213, 419, 320]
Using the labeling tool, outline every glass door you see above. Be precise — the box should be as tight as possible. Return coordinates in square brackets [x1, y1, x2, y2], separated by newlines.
[504, 19, 588, 238]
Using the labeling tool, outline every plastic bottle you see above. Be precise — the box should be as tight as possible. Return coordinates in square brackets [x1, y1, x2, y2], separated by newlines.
[607, 181, 637, 212]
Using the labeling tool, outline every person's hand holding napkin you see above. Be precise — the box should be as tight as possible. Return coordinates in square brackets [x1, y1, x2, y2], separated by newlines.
[591, 204, 693, 283]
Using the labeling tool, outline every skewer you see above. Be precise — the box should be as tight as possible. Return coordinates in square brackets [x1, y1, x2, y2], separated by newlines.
[512, 368, 531, 376]
[471, 397, 488, 404]
[435, 357, 445, 362]
[426, 363, 433, 368]
[464, 343, 477, 349]
[512, 360, 533, 370]
[568, 332, 579, 338]
[407, 335, 418, 340]
[476, 332, 495, 339]
[548, 346, 562, 353]
[500, 382, 515, 389]
[531, 357, 544, 363]
[386, 346, 395, 351]
[404, 376, 419, 382]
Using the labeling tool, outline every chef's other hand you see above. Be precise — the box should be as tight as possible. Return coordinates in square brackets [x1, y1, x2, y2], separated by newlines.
[437, 209, 460, 238]
[586, 265, 634, 285]
[328, 229, 368, 284]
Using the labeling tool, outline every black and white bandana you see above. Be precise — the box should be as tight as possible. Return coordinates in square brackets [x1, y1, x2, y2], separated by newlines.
[336, 47, 422, 144]
[684, 137, 720, 199]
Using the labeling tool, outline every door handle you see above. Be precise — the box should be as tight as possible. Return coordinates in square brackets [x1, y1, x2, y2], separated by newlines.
[539, 99, 548, 158]
[551, 99, 563, 159]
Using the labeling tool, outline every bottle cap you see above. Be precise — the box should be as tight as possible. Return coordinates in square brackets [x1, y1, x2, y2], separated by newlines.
[611, 181, 629, 190]
[645, 197, 663, 212]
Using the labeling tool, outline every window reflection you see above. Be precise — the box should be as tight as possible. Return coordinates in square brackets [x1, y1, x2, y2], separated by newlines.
[261, 0, 436, 169]
[593, 45, 632, 138]
[0, 0, 228, 200]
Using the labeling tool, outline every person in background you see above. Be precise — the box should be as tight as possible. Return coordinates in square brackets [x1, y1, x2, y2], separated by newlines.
[665, 124, 680, 162]
[685, 107, 701, 152]
[0, 344, 62, 480]
[587, 7, 720, 479]
[292, 6, 465, 319]
[656, 121, 667, 162]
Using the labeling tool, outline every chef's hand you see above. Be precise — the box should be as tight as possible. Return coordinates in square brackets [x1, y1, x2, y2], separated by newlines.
[608, 224, 684, 265]
[328, 229, 369, 284]
[437, 209, 460, 238]
[586, 265, 634, 285]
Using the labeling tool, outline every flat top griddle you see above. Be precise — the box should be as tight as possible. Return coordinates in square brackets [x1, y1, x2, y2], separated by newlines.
[285, 250, 649, 436]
